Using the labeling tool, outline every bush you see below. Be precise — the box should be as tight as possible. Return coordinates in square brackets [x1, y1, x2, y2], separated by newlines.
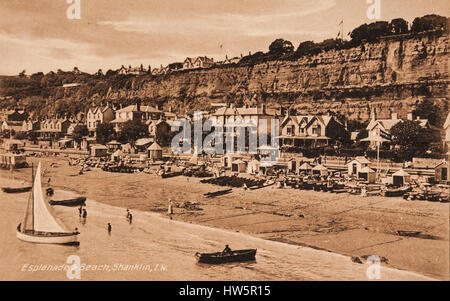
[411, 14, 448, 33]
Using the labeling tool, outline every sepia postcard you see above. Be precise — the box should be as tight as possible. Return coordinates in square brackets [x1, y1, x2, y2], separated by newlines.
[0, 0, 449, 291]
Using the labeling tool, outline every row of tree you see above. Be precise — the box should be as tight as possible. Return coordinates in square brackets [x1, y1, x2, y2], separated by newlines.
[71, 120, 149, 146]
[240, 14, 448, 65]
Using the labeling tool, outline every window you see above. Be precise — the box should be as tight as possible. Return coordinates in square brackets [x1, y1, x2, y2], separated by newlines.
[313, 125, 321, 135]
[286, 125, 295, 136]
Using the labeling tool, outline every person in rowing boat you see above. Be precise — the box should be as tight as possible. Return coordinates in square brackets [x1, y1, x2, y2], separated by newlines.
[222, 245, 232, 254]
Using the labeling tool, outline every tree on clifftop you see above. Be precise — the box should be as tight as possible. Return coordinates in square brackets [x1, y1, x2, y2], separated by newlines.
[389, 18, 409, 35]
[268, 39, 294, 56]
[350, 21, 390, 43]
[411, 14, 448, 33]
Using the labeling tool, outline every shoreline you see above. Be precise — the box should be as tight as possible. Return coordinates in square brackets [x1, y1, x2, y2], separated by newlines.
[2, 156, 449, 280]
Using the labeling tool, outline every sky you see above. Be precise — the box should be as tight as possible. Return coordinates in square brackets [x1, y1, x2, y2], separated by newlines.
[0, 0, 448, 75]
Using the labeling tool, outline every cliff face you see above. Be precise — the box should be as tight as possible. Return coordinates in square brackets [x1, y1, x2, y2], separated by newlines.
[109, 32, 449, 120]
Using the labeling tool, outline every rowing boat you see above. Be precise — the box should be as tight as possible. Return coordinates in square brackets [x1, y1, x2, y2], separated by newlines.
[195, 249, 257, 264]
[2, 187, 32, 193]
[49, 197, 86, 207]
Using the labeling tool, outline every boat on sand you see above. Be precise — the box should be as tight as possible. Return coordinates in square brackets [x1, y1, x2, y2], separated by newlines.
[49, 197, 86, 207]
[2, 187, 32, 193]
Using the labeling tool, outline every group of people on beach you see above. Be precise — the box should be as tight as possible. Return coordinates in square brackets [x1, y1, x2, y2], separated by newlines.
[74, 204, 136, 236]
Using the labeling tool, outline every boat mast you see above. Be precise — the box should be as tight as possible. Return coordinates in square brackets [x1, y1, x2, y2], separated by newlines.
[31, 163, 34, 232]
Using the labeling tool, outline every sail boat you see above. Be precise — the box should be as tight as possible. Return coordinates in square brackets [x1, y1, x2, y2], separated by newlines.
[16, 162, 80, 245]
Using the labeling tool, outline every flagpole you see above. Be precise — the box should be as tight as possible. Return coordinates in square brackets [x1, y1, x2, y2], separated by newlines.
[376, 128, 381, 181]
[377, 140, 380, 181]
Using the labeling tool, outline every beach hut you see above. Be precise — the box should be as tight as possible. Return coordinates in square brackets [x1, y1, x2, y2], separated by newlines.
[392, 169, 411, 187]
[147, 142, 163, 161]
[358, 167, 376, 184]
[222, 154, 241, 169]
[312, 164, 328, 176]
[347, 157, 371, 176]
[135, 138, 154, 153]
[259, 162, 274, 176]
[287, 158, 298, 173]
[247, 159, 261, 174]
[298, 162, 313, 175]
[106, 140, 121, 152]
[90, 144, 108, 157]
[111, 149, 124, 162]
[231, 159, 246, 173]
[122, 143, 135, 154]
[435, 161, 449, 183]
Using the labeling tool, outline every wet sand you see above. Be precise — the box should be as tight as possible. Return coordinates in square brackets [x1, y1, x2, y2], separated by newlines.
[1, 156, 448, 280]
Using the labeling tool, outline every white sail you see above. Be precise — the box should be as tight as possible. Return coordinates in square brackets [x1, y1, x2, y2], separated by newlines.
[33, 163, 68, 233]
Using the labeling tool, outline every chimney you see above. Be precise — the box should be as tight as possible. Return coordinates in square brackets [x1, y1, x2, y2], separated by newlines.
[241, 53, 243, 58]
[407, 113, 413, 121]
[226, 55, 228, 60]
[370, 107, 376, 121]
[391, 113, 398, 120]
[260, 103, 266, 114]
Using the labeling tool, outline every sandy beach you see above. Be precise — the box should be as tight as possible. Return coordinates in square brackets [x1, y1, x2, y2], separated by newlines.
[1, 156, 448, 280]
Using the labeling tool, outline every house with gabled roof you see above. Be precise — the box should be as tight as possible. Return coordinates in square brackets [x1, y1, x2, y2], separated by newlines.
[194, 56, 214, 68]
[183, 57, 195, 70]
[279, 112, 347, 148]
[365, 109, 429, 149]
[86, 104, 115, 136]
[183, 56, 215, 70]
[22, 120, 40, 132]
[111, 104, 164, 132]
[38, 118, 71, 139]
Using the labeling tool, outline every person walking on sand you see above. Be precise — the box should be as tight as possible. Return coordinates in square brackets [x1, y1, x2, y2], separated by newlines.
[126, 209, 130, 220]
[128, 213, 133, 224]
[107, 223, 112, 234]
[168, 199, 173, 215]
[78, 206, 83, 217]
[82, 208, 87, 219]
